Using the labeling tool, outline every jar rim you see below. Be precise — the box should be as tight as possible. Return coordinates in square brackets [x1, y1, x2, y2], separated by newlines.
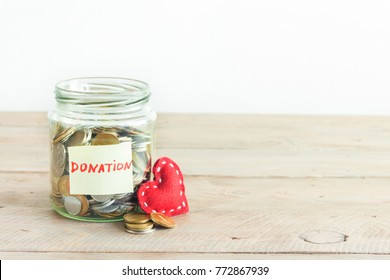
[55, 77, 150, 103]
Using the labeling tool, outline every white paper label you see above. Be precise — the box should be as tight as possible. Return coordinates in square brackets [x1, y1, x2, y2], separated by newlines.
[68, 142, 133, 195]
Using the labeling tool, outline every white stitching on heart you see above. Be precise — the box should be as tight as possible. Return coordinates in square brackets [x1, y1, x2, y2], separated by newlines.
[141, 160, 187, 214]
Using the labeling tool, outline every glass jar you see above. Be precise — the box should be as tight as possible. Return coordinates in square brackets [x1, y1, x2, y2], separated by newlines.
[48, 77, 156, 222]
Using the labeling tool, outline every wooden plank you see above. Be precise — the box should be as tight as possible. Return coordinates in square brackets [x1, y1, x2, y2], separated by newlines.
[2, 112, 390, 177]
[3, 112, 390, 150]
[2, 252, 389, 260]
[0, 112, 48, 127]
[4, 145, 390, 177]
[2, 172, 390, 256]
[157, 148, 390, 178]
[156, 113, 390, 150]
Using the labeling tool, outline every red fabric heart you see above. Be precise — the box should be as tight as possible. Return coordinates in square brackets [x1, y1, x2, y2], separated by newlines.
[137, 157, 189, 217]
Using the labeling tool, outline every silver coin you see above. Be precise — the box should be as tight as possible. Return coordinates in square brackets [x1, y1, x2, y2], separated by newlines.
[133, 138, 150, 146]
[91, 199, 115, 211]
[133, 170, 144, 185]
[91, 194, 114, 202]
[64, 154, 70, 173]
[112, 193, 131, 199]
[52, 143, 66, 177]
[133, 151, 150, 171]
[124, 226, 156, 235]
[52, 143, 66, 166]
[64, 196, 82, 215]
[94, 204, 120, 213]
[134, 146, 148, 152]
[114, 194, 135, 203]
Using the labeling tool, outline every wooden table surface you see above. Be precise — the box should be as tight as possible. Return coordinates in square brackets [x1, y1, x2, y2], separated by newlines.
[1, 112, 390, 259]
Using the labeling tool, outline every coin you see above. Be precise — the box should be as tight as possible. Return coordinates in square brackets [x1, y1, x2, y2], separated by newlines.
[133, 151, 150, 171]
[90, 199, 115, 211]
[63, 195, 82, 215]
[95, 212, 117, 218]
[92, 127, 119, 136]
[77, 195, 90, 216]
[150, 212, 176, 229]
[53, 127, 75, 144]
[63, 195, 89, 216]
[94, 204, 119, 213]
[58, 175, 70, 196]
[96, 208, 127, 218]
[124, 226, 156, 235]
[52, 143, 66, 166]
[67, 128, 91, 147]
[91, 194, 114, 202]
[90, 200, 115, 211]
[91, 133, 120, 145]
[124, 221, 154, 231]
[123, 213, 151, 224]
[132, 167, 145, 186]
[51, 175, 61, 197]
[51, 143, 66, 177]
[112, 193, 131, 200]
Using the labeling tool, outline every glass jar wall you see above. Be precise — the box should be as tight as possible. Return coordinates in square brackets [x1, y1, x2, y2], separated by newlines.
[48, 77, 156, 222]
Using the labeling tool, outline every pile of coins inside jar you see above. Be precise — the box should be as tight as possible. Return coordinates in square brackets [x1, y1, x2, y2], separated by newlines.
[50, 123, 152, 221]
[123, 212, 176, 234]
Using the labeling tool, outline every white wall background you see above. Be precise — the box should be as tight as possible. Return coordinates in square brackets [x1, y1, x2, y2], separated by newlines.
[0, 0, 389, 114]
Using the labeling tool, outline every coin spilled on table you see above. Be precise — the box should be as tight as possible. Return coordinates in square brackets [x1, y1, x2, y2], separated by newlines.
[123, 212, 176, 234]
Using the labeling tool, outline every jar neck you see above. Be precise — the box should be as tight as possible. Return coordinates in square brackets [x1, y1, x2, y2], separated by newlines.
[54, 77, 154, 122]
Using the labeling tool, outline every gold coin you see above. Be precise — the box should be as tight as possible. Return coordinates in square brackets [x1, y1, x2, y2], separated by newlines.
[67, 129, 91, 147]
[150, 212, 176, 229]
[76, 195, 90, 216]
[92, 127, 119, 136]
[123, 213, 151, 224]
[57, 175, 70, 196]
[125, 221, 154, 231]
[51, 175, 61, 197]
[95, 210, 124, 218]
[91, 133, 120, 146]
[53, 127, 75, 144]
